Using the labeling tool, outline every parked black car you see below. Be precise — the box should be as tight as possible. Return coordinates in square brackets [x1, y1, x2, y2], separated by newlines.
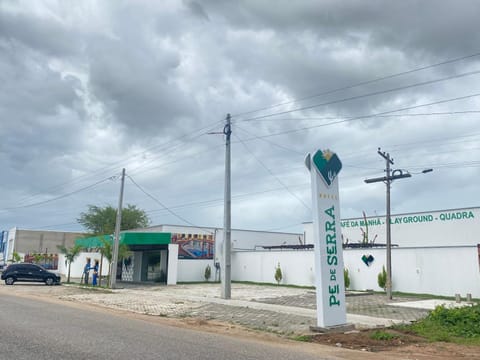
[1, 263, 61, 285]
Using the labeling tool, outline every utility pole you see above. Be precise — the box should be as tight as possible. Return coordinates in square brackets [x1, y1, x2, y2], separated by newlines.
[221, 114, 232, 299]
[365, 149, 411, 300]
[109, 168, 125, 289]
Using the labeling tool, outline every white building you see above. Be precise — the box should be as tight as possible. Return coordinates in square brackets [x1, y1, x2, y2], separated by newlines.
[304, 206, 479, 247]
[131, 224, 304, 282]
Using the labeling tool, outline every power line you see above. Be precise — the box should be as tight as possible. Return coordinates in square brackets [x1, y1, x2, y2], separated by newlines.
[232, 133, 311, 211]
[238, 110, 480, 122]
[126, 174, 212, 233]
[129, 142, 225, 177]
[0, 176, 114, 212]
[235, 70, 480, 122]
[143, 167, 384, 216]
[125, 122, 224, 176]
[409, 160, 480, 170]
[232, 51, 480, 119]
[34, 222, 82, 230]
[236, 93, 480, 141]
[14, 119, 224, 207]
[235, 125, 304, 155]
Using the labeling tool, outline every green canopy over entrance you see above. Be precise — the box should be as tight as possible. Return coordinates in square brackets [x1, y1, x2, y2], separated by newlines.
[75, 232, 171, 248]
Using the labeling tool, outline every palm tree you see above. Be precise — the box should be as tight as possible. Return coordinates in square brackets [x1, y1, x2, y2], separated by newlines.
[98, 238, 131, 287]
[57, 244, 83, 283]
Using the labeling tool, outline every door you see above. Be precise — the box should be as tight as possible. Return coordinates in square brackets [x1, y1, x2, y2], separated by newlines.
[28, 264, 45, 282]
[141, 251, 161, 282]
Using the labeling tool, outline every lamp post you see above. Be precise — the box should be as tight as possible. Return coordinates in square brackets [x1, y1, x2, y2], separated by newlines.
[365, 148, 432, 300]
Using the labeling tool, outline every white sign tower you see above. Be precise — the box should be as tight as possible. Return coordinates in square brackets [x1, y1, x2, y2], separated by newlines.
[305, 149, 350, 330]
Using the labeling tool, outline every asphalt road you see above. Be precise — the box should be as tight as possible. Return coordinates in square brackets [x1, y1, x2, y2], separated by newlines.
[0, 293, 336, 360]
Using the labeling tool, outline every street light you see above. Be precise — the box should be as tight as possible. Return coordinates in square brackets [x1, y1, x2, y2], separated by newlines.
[365, 148, 432, 300]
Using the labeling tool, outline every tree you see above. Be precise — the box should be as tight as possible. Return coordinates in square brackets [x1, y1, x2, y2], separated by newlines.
[98, 238, 131, 286]
[77, 204, 150, 235]
[57, 244, 83, 283]
[9, 252, 22, 263]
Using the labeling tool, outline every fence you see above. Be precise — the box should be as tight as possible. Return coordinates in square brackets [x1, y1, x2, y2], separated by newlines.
[230, 245, 480, 298]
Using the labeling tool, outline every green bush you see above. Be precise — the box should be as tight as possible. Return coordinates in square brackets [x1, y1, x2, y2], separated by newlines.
[419, 304, 480, 339]
[344, 268, 350, 289]
[274, 263, 282, 284]
[377, 266, 387, 291]
[204, 265, 211, 282]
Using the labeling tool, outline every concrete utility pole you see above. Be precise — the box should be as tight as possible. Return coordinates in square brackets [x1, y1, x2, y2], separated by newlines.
[365, 149, 411, 300]
[110, 168, 125, 289]
[221, 114, 232, 299]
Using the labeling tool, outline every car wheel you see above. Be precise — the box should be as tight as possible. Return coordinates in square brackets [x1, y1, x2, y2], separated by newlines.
[45, 277, 55, 286]
[5, 276, 15, 285]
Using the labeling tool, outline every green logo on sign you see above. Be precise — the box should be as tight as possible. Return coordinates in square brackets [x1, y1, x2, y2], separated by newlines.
[312, 149, 342, 186]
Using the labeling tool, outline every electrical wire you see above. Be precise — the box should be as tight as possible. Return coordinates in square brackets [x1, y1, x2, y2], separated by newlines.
[126, 174, 214, 234]
[232, 132, 311, 211]
[234, 125, 304, 155]
[235, 70, 480, 122]
[236, 93, 480, 141]
[0, 176, 114, 212]
[237, 110, 480, 122]
[13, 119, 224, 207]
[129, 142, 225, 177]
[232, 51, 480, 119]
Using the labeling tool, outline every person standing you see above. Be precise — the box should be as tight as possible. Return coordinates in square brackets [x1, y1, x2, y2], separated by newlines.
[83, 258, 91, 285]
[92, 259, 99, 286]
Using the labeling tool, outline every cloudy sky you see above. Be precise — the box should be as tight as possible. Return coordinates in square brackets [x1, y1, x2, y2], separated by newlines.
[0, 0, 479, 235]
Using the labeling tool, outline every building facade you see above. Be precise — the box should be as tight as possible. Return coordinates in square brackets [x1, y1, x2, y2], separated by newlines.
[3, 228, 85, 269]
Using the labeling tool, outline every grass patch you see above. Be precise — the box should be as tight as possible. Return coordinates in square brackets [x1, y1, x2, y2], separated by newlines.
[369, 330, 398, 341]
[292, 335, 311, 342]
[392, 291, 479, 302]
[397, 304, 480, 345]
[62, 282, 112, 292]
[232, 281, 315, 290]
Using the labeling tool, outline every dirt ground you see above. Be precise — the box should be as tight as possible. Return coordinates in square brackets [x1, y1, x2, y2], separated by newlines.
[309, 328, 480, 359]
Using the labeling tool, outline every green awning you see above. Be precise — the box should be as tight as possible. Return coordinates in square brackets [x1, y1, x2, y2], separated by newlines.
[76, 232, 171, 248]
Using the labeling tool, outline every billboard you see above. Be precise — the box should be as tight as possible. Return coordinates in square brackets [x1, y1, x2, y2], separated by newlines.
[171, 233, 214, 259]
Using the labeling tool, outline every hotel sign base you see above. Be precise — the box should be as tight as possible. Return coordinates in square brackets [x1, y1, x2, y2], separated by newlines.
[309, 323, 355, 334]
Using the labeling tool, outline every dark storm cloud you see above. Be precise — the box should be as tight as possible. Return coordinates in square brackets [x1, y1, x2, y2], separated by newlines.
[202, 0, 480, 57]
[0, 42, 83, 154]
[200, 0, 480, 120]
[184, 0, 210, 21]
[0, 9, 79, 57]
[0, 37, 84, 195]
[83, 5, 198, 137]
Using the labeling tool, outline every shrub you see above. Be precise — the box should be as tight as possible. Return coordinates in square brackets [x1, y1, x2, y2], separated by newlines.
[377, 266, 387, 291]
[274, 263, 282, 284]
[424, 304, 480, 338]
[204, 264, 211, 282]
[344, 268, 350, 289]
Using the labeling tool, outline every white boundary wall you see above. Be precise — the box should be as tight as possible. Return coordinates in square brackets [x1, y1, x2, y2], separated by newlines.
[232, 250, 316, 286]
[345, 246, 480, 297]
[177, 259, 215, 282]
[230, 246, 480, 298]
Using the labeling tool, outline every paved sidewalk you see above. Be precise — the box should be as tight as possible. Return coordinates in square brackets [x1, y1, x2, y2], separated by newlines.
[59, 283, 433, 335]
